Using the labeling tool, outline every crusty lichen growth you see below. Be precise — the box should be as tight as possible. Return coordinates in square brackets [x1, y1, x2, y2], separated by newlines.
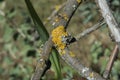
[63, 14, 69, 21]
[55, 5, 61, 11]
[51, 26, 76, 56]
[69, 51, 75, 57]
[87, 72, 95, 80]
[52, 26, 68, 55]
[76, 0, 81, 3]
[89, 72, 94, 78]
[55, 17, 60, 22]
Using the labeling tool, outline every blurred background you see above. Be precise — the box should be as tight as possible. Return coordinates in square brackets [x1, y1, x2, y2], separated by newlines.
[0, 0, 120, 80]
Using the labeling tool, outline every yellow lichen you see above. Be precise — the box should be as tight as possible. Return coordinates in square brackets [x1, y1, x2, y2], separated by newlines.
[69, 51, 75, 57]
[63, 14, 69, 21]
[37, 48, 43, 54]
[76, 0, 81, 3]
[51, 26, 77, 56]
[89, 72, 94, 78]
[60, 50, 66, 55]
[55, 17, 60, 22]
[52, 26, 68, 53]
[55, 5, 61, 11]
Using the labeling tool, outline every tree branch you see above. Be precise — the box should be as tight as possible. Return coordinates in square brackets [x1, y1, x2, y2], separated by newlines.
[60, 48, 106, 80]
[31, 37, 53, 80]
[52, 0, 81, 28]
[31, 0, 112, 80]
[31, 0, 81, 80]
[95, 0, 120, 50]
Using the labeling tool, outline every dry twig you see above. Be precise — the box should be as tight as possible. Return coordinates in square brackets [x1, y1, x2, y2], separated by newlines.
[95, 0, 120, 49]
[75, 18, 105, 41]
[95, 0, 120, 79]
[103, 45, 119, 79]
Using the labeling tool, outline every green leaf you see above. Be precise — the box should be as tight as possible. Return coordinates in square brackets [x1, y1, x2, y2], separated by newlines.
[25, 0, 61, 79]
[50, 49, 62, 79]
[25, 0, 49, 42]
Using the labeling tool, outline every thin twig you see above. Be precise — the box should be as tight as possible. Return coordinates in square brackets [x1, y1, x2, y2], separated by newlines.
[75, 18, 105, 41]
[103, 45, 119, 79]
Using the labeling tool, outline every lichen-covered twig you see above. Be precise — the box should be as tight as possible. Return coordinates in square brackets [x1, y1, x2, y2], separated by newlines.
[31, 37, 53, 80]
[52, 0, 81, 28]
[31, 0, 107, 80]
[51, 19, 105, 80]
[103, 45, 119, 79]
[95, 0, 120, 49]
[61, 48, 105, 80]
[31, 0, 81, 80]
[44, 3, 65, 25]
[51, 26, 106, 80]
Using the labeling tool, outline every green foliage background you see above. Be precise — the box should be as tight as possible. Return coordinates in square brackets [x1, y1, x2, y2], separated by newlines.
[0, 0, 120, 80]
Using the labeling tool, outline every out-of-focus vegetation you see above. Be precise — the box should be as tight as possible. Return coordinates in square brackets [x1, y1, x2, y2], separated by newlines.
[0, 0, 120, 80]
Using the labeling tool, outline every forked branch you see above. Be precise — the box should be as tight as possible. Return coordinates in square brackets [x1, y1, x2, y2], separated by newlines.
[31, 0, 81, 80]
[95, 0, 120, 49]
